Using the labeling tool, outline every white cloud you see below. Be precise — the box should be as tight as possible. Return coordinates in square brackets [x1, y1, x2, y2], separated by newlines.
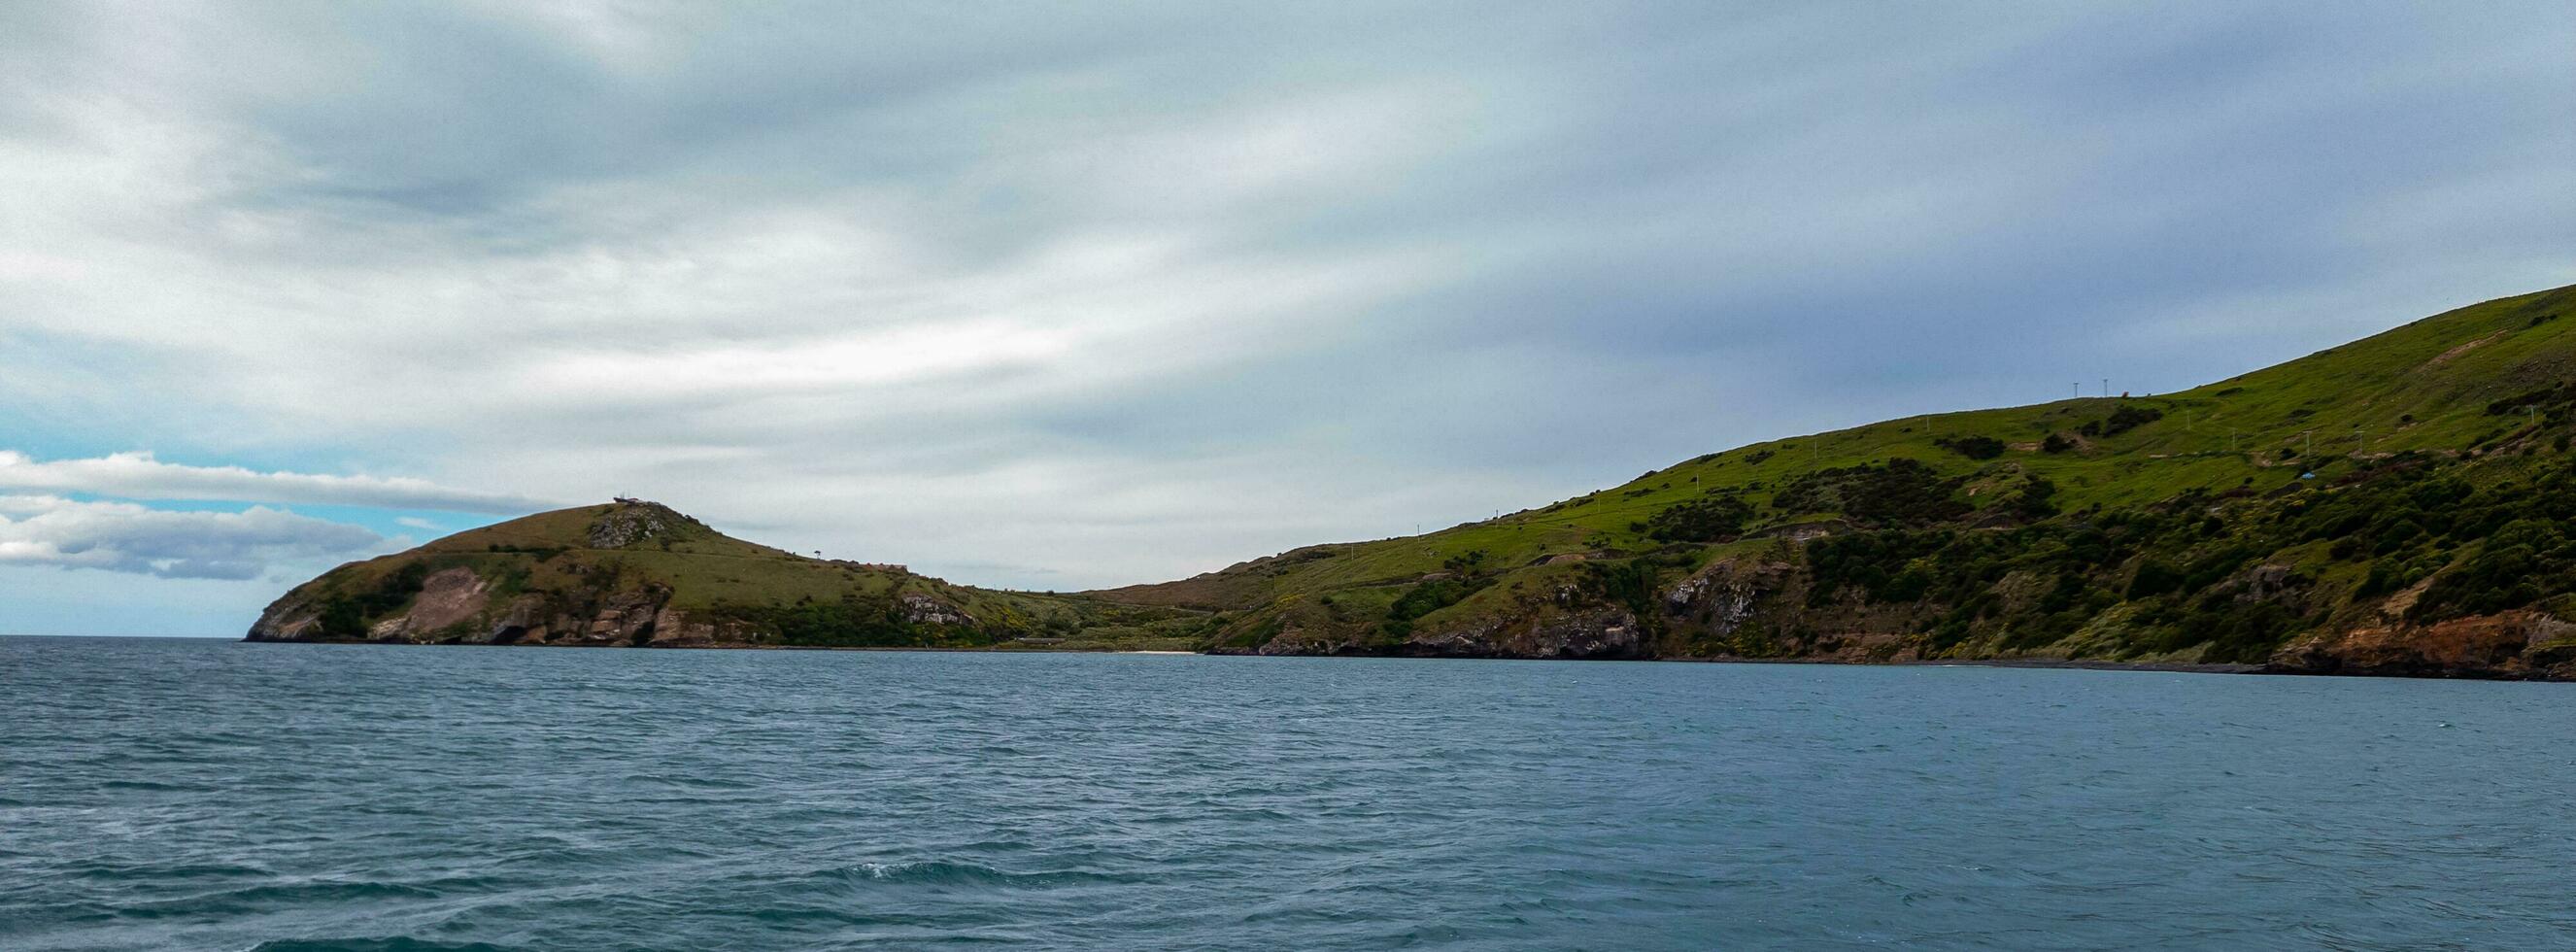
[0, 451, 552, 514]
[0, 494, 393, 580]
[0, 1, 2570, 616]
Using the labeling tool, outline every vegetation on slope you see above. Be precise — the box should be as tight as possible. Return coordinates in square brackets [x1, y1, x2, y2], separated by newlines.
[254, 284, 2576, 676]
[255, 501, 1217, 651]
[1096, 284, 2576, 675]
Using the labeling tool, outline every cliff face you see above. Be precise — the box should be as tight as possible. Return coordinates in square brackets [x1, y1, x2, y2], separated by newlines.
[247, 564, 756, 648]
[1207, 552, 2576, 680]
[2269, 612, 2576, 680]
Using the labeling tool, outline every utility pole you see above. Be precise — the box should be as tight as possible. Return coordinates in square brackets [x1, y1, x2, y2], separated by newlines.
[2072, 383, 2082, 400]
[2102, 378, 2110, 398]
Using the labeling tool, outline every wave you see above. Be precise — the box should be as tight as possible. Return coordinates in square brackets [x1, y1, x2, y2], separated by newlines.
[820, 860, 1146, 889]
[247, 939, 522, 952]
[121, 878, 475, 920]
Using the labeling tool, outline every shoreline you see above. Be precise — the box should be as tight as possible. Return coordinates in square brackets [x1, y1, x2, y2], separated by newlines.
[234, 637, 2568, 681]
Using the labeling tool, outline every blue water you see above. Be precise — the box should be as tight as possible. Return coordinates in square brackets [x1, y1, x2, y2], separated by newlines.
[4, 637, 2572, 951]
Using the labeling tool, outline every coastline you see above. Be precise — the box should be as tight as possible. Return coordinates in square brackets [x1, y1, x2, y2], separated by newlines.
[238, 637, 2575, 680]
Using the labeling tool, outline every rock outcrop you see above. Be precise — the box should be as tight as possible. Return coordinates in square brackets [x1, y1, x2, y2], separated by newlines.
[1404, 603, 1646, 659]
[246, 574, 709, 648]
[2267, 611, 2576, 679]
[587, 501, 700, 548]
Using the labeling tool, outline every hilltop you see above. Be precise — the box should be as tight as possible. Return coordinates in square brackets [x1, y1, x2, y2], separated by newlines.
[246, 499, 1214, 651]
[254, 284, 2576, 678]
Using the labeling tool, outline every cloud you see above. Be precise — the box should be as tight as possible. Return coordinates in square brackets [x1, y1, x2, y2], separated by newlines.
[0, 494, 393, 580]
[0, 1, 2570, 614]
[0, 451, 552, 514]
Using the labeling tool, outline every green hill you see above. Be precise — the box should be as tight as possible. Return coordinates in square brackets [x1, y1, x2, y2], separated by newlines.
[253, 284, 2576, 678]
[247, 500, 1215, 651]
[1093, 283, 2576, 677]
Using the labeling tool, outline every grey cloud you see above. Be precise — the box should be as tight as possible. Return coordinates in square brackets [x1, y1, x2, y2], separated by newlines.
[0, 452, 553, 514]
[0, 495, 393, 580]
[0, 2, 2570, 600]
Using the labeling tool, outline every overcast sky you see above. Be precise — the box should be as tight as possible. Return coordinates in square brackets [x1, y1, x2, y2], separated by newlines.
[4, 2, 2571, 635]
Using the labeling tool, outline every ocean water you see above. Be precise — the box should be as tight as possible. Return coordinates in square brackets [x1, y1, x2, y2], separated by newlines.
[3, 637, 2572, 951]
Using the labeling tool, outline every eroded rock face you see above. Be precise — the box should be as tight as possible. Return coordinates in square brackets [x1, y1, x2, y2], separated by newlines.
[898, 593, 974, 628]
[246, 567, 695, 647]
[567, 587, 671, 645]
[1405, 605, 1645, 659]
[2270, 611, 2576, 679]
[1528, 607, 1646, 658]
[1254, 627, 1349, 657]
[391, 567, 491, 639]
[1663, 559, 1791, 637]
[247, 595, 323, 642]
[639, 606, 757, 647]
[479, 595, 553, 645]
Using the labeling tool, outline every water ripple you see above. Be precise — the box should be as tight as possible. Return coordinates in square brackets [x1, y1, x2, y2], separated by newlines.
[4, 636, 2575, 951]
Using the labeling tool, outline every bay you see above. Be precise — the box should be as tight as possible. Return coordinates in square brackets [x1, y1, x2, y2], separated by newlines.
[4, 636, 2571, 950]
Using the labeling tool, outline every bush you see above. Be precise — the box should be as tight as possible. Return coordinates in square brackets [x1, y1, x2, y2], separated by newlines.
[1645, 495, 1754, 543]
[314, 561, 432, 638]
[2101, 404, 2164, 436]
[2126, 560, 2185, 598]
[1772, 459, 1969, 527]
[748, 595, 964, 647]
[1579, 559, 1660, 618]
[2411, 545, 2542, 622]
[1384, 577, 1491, 636]
[1934, 435, 2006, 459]
[2004, 477, 2060, 521]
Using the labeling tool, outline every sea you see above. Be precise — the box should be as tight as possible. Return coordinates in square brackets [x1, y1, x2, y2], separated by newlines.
[4, 635, 2571, 951]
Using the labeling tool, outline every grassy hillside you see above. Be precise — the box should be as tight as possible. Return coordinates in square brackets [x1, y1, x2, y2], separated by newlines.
[254, 284, 2576, 676]
[252, 501, 1216, 651]
[1095, 284, 2576, 675]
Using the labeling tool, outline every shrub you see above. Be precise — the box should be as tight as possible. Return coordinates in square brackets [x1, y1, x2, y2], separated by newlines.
[1934, 435, 2006, 459]
[1645, 495, 1754, 543]
[1384, 577, 1491, 636]
[313, 561, 432, 638]
[2126, 560, 2185, 599]
[1772, 459, 1969, 527]
[2003, 477, 2059, 521]
[2101, 404, 2164, 436]
[1442, 549, 1491, 576]
[748, 595, 953, 647]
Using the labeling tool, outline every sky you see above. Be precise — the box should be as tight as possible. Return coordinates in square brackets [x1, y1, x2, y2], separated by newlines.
[3, 2, 2571, 636]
